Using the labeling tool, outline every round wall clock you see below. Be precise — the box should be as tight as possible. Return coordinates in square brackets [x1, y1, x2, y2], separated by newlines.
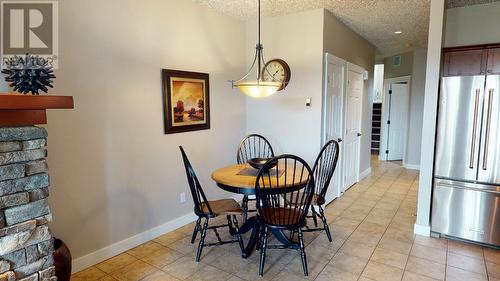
[262, 59, 291, 91]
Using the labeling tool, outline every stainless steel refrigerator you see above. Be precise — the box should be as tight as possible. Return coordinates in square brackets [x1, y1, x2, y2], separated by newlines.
[432, 74, 500, 246]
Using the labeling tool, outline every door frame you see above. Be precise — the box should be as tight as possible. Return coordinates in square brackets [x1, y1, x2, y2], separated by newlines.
[379, 75, 411, 164]
[346, 62, 365, 183]
[321, 52, 347, 201]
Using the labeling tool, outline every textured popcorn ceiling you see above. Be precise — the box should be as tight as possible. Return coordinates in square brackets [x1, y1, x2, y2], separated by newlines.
[194, 0, 498, 57]
[193, 0, 430, 57]
[447, 0, 499, 8]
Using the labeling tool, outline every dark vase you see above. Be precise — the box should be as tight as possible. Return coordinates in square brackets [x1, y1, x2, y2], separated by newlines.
[53, 238, 72, 281]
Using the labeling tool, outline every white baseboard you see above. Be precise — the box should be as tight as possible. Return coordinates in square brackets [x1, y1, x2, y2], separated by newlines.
[414, 223, 431, 237]
[359, 167, 372, 180]
[72, 212, 198, 273]
[72, 194, 245, 273]
[404, 163, 420, 170]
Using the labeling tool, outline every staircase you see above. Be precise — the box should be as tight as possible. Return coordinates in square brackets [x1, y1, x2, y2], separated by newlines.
[371, 103, 382, 154]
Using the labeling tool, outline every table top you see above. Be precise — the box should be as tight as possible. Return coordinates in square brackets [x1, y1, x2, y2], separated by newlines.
[211, 163, 309, 195]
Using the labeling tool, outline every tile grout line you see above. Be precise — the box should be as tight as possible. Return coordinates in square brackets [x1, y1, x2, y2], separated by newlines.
[354, 169, 416, 281]
[444, 238, 449, 281]
[308, 163, 408, 280]
[483, 247, 490, 281]
[305, 171, 387, 281]
[398, 182, 419, 281]
[360, 163, 413, 279]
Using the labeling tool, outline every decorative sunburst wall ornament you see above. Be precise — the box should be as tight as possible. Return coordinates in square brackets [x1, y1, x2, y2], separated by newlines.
[1, 54, 56, 95]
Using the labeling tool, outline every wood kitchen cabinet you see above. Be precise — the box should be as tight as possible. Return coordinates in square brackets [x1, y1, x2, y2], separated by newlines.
[443, 44, 500, 77]
[442, 48, 487, 76]
[487, 48, 500, 74]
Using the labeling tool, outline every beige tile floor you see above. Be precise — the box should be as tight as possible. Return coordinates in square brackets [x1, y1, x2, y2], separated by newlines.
[72, 159, 500, 281]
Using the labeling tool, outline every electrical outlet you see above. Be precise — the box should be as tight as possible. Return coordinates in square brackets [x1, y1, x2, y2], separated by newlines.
[180, 192, 186, 203]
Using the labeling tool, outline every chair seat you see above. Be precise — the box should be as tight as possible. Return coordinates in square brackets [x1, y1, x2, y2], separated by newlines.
[201, 199, 243, 216]
[261, 207, 303, 226]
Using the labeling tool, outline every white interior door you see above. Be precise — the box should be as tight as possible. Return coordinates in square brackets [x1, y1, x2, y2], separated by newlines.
[343, 63, 364, 190]
[381, 79, 410, 161]
[322, 53, 345, 202]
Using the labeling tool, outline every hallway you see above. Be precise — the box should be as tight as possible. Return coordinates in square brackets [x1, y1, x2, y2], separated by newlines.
[72, 160, 500, 281]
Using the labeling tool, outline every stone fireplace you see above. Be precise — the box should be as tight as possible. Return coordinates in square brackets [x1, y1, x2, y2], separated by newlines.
[0, 127, 55, 281]
[0, 94, 74, 281]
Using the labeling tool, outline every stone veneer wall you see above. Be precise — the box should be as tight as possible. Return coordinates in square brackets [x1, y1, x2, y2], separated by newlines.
[0, 127, 56, 281]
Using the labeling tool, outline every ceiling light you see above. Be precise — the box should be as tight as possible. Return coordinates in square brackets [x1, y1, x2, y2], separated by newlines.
[231, 0, 283, 98]
[394, 30, 403, 34]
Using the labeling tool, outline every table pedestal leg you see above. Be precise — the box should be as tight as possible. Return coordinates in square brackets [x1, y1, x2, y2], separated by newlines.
[236, 216, 295, 258]
[237, 216, 260, 258]
[270, 228, 293, 245]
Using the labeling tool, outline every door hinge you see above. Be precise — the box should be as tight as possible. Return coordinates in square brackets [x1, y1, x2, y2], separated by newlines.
[387, 120, 391, 125]
[389, 90, 392, 95]
[385, 150, 389, 154]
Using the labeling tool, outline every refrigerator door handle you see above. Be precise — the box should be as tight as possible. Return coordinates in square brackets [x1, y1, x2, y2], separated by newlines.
[483, 89, 494, 170]
[437, 181, 500, 195]
[470, 89, 481, 169]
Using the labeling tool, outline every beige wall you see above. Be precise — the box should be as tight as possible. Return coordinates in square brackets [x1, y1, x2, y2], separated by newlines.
[384, 52, 413, 79]
[323, 10, 376, 72]
[406, 48, 427, 167]
[445, 2, 500, 47]
[245, 9, 325, 163]
[323, 10, 377, 175]
[379, 50, 426, 168]
[245, 8, 376, 181]
[47, 0, 246, 266]
[245, 8, 376, 172]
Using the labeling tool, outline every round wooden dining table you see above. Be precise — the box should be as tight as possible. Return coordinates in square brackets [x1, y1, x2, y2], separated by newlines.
[211, 163, 308, 258]
[212, 163, 310, 194]
[212, 163, 258, 195]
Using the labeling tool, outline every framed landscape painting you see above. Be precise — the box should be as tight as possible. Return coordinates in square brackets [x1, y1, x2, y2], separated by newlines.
[162, 69, 210, 134]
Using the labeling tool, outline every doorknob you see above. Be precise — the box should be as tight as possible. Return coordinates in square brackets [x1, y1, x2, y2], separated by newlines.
[357, 132, 362, 137]
[337, 138, 343, 143]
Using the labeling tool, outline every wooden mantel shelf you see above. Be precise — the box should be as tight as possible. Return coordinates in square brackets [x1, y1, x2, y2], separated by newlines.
[0, 93, 74, 126]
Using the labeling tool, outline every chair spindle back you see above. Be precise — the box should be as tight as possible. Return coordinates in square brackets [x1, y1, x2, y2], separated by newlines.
[237, 134, 274, 164]
[312, 140, 340, 200]
[255, 155, 315, 228]
[179, 146, 213, 216]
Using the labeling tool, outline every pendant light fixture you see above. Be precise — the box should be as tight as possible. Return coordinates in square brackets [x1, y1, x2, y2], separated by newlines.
[231, 0, 282, 98]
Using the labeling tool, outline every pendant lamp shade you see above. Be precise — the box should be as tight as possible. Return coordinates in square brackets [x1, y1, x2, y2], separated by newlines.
[231, 0, 282, 97]
[233, 81, 282, 98]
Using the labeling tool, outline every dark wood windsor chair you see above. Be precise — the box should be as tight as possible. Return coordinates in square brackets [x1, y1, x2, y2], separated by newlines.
[304, 139, 340, 242]
[254, 155, 315, 276]
[236, 134, 275, 221]
[179, 146, 245, 262]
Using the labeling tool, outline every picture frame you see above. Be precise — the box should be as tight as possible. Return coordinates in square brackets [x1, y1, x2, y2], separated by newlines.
[161, 69, 210, 134]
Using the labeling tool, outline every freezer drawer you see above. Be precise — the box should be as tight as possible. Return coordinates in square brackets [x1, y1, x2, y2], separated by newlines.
[431, 179, 500, 246]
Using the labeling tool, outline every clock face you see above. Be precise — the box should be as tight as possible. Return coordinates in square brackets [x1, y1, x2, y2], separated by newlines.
[262, 59, 290, 91]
